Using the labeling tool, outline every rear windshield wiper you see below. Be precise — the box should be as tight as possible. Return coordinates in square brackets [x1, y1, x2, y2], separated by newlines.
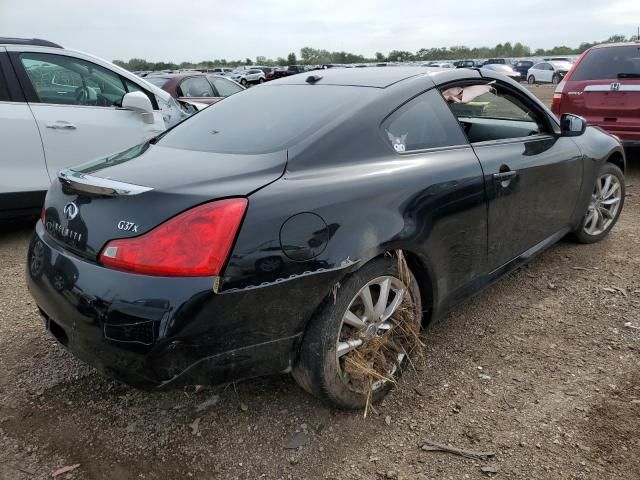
[617, 72, 640, 78]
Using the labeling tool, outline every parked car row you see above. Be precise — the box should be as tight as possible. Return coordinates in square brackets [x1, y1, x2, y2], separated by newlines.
[3, 35, 636, 410]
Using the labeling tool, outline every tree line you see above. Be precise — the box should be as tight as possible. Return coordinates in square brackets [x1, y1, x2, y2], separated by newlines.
[113, 34, 637, 71]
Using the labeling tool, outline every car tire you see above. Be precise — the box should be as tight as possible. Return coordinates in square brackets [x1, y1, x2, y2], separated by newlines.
[552, 74, 560, 85]
[259, 78, 264, 84]
[292, 255, 422, 409]
[241, 79, 247, 86]
[528, 75, 535, 85]
[572, 163, 625, 244]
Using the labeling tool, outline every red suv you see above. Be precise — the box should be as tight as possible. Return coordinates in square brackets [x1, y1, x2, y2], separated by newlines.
[552, 42, 640, 147]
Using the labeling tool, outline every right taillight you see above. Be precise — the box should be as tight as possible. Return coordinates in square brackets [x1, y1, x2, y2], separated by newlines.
[99, 198, 247, 277]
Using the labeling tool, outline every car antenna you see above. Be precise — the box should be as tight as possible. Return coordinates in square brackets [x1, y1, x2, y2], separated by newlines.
[306, 74, 323, 83]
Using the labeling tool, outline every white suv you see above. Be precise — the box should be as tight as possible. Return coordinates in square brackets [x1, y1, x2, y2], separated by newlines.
[0, 38, 190, 219]
[230, 68, 266, 86]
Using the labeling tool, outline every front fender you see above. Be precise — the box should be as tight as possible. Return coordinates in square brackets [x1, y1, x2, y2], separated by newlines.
[569, 126, 625, 229]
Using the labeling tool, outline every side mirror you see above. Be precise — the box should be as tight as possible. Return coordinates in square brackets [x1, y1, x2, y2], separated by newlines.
[122, 91, 154, 124]
[122, 91, 153, 114]
[560, 113, 587, 137]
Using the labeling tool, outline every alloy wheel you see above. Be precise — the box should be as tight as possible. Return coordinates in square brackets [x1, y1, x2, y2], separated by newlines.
[583, 173, 622, 236]
[336, 275, 415, 393]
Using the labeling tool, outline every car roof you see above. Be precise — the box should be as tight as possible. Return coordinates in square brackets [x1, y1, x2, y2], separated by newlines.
[0, 37, 62, 48]
[146, 73, 207, 80]
[272, 66, 452, 88]
[590, 41, 640, 50]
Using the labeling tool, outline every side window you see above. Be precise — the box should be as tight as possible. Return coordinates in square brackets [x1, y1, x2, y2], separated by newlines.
[0, 67, 9, 101]
[381, 88, 468, 153]
[442, 83, 547, 143]
[179, 77, 214, 97]
[20, 53, 128, 107]
[209, 77, 243, 97]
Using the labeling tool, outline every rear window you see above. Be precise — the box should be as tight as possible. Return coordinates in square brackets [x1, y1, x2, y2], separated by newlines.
[158, 84, 376, 154]
[571, 45, 640, 81]
[145, 77, 170, 87]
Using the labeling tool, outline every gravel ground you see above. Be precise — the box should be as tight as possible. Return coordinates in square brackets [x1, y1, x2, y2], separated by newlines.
[1, 92, 639, 479]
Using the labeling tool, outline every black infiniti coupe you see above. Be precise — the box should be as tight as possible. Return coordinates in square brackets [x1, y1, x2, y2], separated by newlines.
[27, 67, 625, 409]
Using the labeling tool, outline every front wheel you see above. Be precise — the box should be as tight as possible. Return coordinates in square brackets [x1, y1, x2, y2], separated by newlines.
[528, 75, 536, 85]
[292, 256, 422, 409]
[572, 163, 625, 244]
[240, 79, 247, 86]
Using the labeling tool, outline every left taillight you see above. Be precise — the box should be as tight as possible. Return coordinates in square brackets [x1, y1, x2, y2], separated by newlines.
[551, 80, 566, 116]
[99, 198, 247, 277]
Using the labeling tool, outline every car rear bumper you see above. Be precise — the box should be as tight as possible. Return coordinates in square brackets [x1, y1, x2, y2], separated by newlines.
[25, 222, 338, 389]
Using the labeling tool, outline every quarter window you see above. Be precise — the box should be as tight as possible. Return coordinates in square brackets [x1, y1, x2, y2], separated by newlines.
[20, 53, 128, 107]
[443, 82, 547, 143]
[381, 88, 468, 153]
[179, 77, 214, 97]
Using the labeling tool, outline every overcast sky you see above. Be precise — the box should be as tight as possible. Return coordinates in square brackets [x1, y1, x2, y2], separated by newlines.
[1, 0, 639, 62]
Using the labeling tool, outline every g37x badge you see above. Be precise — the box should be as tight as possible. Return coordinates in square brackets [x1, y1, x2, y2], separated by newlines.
[117, 220, 139, 233]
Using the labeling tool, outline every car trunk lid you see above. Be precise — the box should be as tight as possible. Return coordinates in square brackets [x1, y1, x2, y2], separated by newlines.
[43, 142, 286, 260]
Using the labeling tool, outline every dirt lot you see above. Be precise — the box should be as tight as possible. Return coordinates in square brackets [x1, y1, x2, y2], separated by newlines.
[1, 88, 639, 480]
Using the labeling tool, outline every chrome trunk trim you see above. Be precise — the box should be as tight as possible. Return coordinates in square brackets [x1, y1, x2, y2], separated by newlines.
[584, 84, 640, 92]
[57, 169, 153, 196]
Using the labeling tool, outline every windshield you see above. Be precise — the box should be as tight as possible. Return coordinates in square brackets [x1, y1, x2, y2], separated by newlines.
[158, 84, 376, 154]
[571, 45, 640, 81]
[145, 77, 170, 87]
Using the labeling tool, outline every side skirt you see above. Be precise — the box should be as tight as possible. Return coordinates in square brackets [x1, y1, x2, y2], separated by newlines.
[433, 227, 571, 321]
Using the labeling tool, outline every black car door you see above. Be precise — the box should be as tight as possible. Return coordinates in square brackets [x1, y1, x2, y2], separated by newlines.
[443, 80, 583, 271]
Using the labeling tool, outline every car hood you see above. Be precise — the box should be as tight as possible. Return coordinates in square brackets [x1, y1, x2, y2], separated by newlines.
[42, 143, 287, 260]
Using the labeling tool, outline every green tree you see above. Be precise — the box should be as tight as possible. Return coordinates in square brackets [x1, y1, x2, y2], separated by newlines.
[387, 50, 413, 62]
[287, 52, 297, 64]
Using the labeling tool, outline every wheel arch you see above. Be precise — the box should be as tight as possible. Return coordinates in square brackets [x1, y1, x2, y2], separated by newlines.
[606, 149, 626, 173]
[334, 247, 437, 326]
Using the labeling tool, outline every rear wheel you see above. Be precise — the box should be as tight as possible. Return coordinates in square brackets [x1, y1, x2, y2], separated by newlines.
[572, 163, 625, 244]
[552, 74, 560, 85]
[259, 78, 264, 84]
[528, 75, 536, 85]
[292, 256, 422, 409]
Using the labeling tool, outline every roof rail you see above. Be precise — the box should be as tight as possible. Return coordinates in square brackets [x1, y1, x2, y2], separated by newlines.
[0, 37, 63, 48]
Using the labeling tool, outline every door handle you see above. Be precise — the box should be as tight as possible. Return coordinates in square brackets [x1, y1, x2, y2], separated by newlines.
[493, 171, 517, 181]
[46, 122, 77, 130]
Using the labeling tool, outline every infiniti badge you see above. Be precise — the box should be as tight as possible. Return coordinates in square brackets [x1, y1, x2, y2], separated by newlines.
[63, 202, 79, 220]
